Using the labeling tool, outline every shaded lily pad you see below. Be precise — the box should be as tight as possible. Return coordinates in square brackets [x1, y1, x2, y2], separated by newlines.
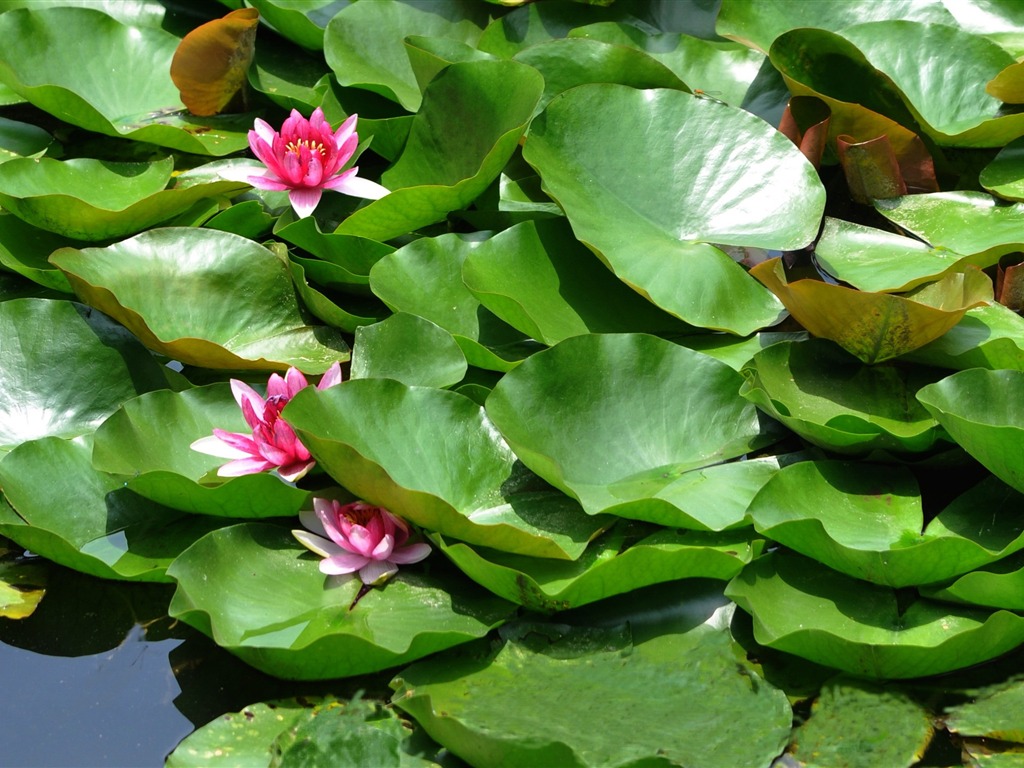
[461, 219, 691, 346]
[980, 136, 1024, 201]
[50, 227, 349, 372]
[747, 462, 1024, 588]
[0, 116, 51, 163]
[369, 234, 537, 372]
[0, 298, 167, 454]
[0, 213, 75, 292]
[789, 677, 934, 768]
[286, 378, 609, 559]
[0, 156, 248, 241]
[391, 622, 792, 768]
[91, 384, 311, 519]
[0, 436, 223, 582]
[0, 6, 253, 155]
[726, 550, 1024, 679]
[0, 538, 46, 620]
[523, 83, 822, 334]
[739, 338, 947, 455]
[245, 0, 344, 50]
[751, 258, 992, 364]
[946, 679, 1024, 744]
[814, 217, 970, 293]
[435, 524, 762, 612]
[485, 333, 780, 520]
[167, 523, 515, 680]
[924, 549, 1024, 611]
[917, 368, 1024, 495]
[351, 313, 468, 389]
[336, 60, 544, 242]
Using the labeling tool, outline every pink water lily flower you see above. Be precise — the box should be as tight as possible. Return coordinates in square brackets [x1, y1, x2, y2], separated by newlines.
[190, 362, 343, 483]
[293, 499, 432, 586]
[248, 108, 389, 218]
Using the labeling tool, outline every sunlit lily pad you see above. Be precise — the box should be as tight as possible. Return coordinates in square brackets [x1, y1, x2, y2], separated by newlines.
[751, 258, 992, 364]
[726, 551, 1024, 679]
[50, 227, 349, 372]
[435, 524, 762, 612]
[286, 378, 609, 559]
[0, 436, 223, 582]
[391, 622, 792, 768]
[814, 217, 970, 293]
[167, 522, 515, 680]
[91, 384, 311, 518]
[166, 695, 449, 768]
[747, 462, 1024, 587]
[0, 7, 253, 155]
[485, 333, 781, 520]
[739, 339, 947, 455]
[523, 82, 823, 334]
[369, 233, 537, 371]
[924, 549, 1024, 611]
[0, 298, 168, 454]
[907, 303, 1024, 372]
[335, 60, 543, 242]
[461, 219, 691, 345]
[875, 191, 1024, 266]
[0, 538, 46, 620]
[324, 0, 489, 111]
[351, 313, 468, 389]
[0, 157, 248, 241]
[946, 679, 1024, 744]
[917, 368, 1024, 494]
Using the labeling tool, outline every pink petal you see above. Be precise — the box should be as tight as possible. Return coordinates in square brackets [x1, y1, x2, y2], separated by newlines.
[317, 362, 343, 390]
[190, 434, 252, 460]
[358, 559, 398, 585]
[370, 533, 396, 561]
[282, 367, 310, 398]
[210, 428, 260, 456]
[320, 551, 370, 576]
[230, 379, 266, 413]
[217, 456, 275, 477]
[390, 542, 432, 564]
[292, 529, 342, 559]
[252, 118, 278, 147]
[299, 508, 328, 538]
[333, 114, 358, 150]
[277, 459, 316, 483]
[324, 170, 389, 200]
[288, 187, 323, 218]
[247, 174, 291, 191]
[346, 525, 378, 557]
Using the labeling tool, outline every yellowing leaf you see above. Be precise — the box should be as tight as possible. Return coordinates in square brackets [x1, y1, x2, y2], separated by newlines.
[170, 8, 259, 117]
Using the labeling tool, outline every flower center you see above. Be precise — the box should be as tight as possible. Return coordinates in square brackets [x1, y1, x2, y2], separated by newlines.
[286, 138, 327, 158]
[343, 504, 377, 526]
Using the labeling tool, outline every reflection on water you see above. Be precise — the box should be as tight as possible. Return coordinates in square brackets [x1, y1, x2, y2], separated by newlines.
[0, 562, 321, 768]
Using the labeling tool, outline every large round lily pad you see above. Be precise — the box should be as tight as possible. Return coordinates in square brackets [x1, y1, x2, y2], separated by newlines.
[485, 333, 781, 519]
[167, 523, 515, 680]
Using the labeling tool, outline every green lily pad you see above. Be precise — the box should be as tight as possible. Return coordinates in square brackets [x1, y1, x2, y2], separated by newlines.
[476, 1, 643, 58]
[814, 217, 971, 293]
[947, 679, 1024, 743]
[336, 60, 543, 242]
[907, 303, 1024, 372]
[324, 0, 489, 111]
[286, 256, 386, 334]
[91, 384, 311, 518]
[50, 227, 349, 372]
[435, 524, 762, 612]
[167, 522, 515, 680]
[0, 436, 223, 582]
[924, 549, 1024, 611]
[0, 6, 252, 155]
[286, 378, 608, 559]
[485, 333, 780, 520]
[404, 34, 496, 96]
[0, 116, 51, 163]
[166, 695, 448, 768]
[917, 368, 1024, 495]
[875, 191, 1024, 266]
[726, 550, 1024, 679]
[391, 622, 792, 768]
[523, 83, 823, 334]
[276, 215, 395, 283]
[0, 156, 248, 241]
[0, 213, 75, 292]
[790, 677, 934, 768]
[0, 538, 46, 620]
[747, 462, 1024, 588]
[739, 338, 947, 455]
[369, 234, 537, 372]
[980, 136, 1024, 201]
[462, 219, 691, 345]
[568, 22, 765, 106]
[751, 258, 992, 364]
[0, 298, 168, 454]
[245, 0, 345, 50]
[203, 200, 275, 240]
[352, 313, 468, 389]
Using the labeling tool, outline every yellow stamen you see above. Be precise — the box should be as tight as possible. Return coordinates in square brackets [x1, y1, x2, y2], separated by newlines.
[286, 138, 327, 157]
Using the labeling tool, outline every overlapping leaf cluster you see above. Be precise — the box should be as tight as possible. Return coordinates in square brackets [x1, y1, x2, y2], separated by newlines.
[5, 0, 1024, 765]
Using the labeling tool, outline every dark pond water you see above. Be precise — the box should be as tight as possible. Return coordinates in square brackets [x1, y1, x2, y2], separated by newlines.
[0, 559, 363, 768]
